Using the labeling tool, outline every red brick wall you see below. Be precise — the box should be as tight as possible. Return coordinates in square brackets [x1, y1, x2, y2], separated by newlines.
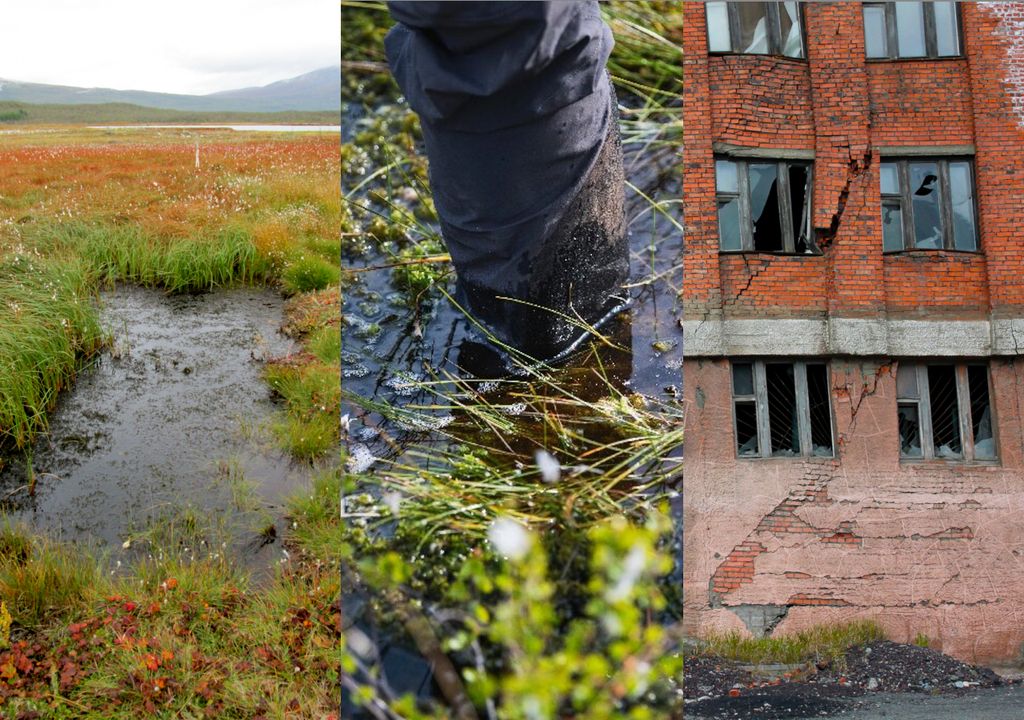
[683, 2, 1024, 321]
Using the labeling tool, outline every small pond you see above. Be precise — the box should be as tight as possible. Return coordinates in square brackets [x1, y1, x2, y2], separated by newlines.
[0, 286, 312, 567]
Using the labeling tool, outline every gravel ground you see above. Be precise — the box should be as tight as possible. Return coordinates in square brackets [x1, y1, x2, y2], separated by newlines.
[685, 641, 1018, 720]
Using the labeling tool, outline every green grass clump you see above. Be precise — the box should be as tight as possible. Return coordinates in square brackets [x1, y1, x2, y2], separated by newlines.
[64, 222, 271, 292]
[691, 621, 887, 667]
[265, 362, 340, 459]
[0, 252, 104, 447]
[281, 255, 340, 294]
[0, 524, 100, 627]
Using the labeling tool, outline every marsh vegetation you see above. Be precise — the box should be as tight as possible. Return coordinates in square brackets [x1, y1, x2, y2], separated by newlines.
[341, 2, 685, 716]
[0, 125, 342, 716]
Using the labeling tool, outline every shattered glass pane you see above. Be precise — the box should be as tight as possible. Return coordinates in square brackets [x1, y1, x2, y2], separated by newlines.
[779, 2, 804, 58]
[733, 362, 754, 396]
[910, 162, 943, 249]
[949, 161, 977, 251]
[735, 401, 760, 456]
[789, 164, 814, 253]
[749, 163, 782, 251]
[706, 2, 732, 52]
[863, 5, 888, 59]
[896, 363, 919, 399]
[898, 403, 923, 457]
[882, 203, 904, 252]
[933, 2, 960, 56]
[968, 365, 995, 459]
[928, 365, 962, 459]
[895, 1, 926, 57]
[765, 363, 799, 456]
[807, 363, 833, 455]
[716, 159, 738, 193]
[718, 198, 742, 251]
[736, 2, 770, 54]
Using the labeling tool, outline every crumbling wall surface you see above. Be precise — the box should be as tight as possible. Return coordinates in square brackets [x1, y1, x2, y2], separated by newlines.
[684, 358, 1024, 664]
[980, 1, 1024, 127]
[968, 4, 1024, 316]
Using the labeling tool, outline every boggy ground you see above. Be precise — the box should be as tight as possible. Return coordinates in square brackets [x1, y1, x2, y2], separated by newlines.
[685, 640, 1017, 720]
[0, 126, 343, 716]
[340, 1, 687, 717]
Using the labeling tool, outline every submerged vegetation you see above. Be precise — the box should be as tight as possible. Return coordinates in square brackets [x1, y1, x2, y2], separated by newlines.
[342, 1, 685, 716]
[0, 123, 342, 714]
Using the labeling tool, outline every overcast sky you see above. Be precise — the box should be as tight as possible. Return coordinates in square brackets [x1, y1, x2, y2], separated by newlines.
[0, 0, 339, 95]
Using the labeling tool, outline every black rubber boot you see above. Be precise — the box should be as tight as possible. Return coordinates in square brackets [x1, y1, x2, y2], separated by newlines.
[456, 89, 629, 369]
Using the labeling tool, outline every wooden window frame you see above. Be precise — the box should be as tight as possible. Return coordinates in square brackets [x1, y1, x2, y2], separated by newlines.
[706, 1, 806, 59]
[863, 1, 964, 60]
[879, 157, 979, 253]
[896, 361, 997, 463]
[731, 359, 835, 459]
[716, 157, 815, 254]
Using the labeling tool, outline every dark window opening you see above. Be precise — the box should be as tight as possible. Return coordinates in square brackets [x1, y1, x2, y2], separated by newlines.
[896, 362, 996, 462]
[863, 2, 962, 60]
[732, 360, 834, 458]
[880, 158, 978, 252]
[706, 2, 805, 58]
[928, 365, 962, 459]
[717, 157, 816, 254]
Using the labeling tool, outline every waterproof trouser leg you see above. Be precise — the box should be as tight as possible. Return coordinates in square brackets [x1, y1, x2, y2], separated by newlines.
[384, 1, 629, 362]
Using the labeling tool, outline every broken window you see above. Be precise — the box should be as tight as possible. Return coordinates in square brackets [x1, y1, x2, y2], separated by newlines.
[863, 2, 961, 60]
[716, 157, 816, 253]
[706, 2, 805, 59]
[879, 158, 978, 252]
[732, 360, 834, 458]
[896, 362, 996, 461]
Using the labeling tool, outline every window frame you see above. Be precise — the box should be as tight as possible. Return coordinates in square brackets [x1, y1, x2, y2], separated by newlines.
[731, 359, 836, 459]
[706, 1, 807, 59]
[896, 361, 997, 463]
[716, 156, 816, 254]
[879, 156, 979, 253]
[862, 1, 964, 61]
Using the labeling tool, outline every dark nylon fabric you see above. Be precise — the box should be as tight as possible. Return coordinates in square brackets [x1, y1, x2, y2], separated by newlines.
[384, 1, 614, 296]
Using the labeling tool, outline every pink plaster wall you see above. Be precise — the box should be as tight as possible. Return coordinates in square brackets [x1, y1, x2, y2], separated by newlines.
[684, 358, 1024, 664]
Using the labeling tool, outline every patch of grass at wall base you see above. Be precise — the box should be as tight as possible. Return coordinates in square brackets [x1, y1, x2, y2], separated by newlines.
[690, 620, 887, 667]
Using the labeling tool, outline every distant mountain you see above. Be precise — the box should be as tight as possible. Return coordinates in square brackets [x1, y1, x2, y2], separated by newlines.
[0, 67, 340, 113]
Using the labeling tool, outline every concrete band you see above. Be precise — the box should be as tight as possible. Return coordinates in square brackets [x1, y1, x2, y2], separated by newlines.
[682, 317, 1024, 357]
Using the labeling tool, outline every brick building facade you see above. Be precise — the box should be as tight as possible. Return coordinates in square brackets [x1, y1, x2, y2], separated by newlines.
[683, 2, 1024, 663]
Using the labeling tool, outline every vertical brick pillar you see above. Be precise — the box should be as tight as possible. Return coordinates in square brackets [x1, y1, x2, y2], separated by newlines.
[804, 2, 883, 318]
[965, 4, 1024, 317]
[682, 3, 724, 321]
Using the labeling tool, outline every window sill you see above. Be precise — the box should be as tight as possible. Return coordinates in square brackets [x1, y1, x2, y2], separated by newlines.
[882, 248, 982, 256]
[719, 250, 824, 257]
[865, 56, 965, 63]
[898, 457, 1000, 467]
[736, 454, 836, 461]
[708, 51, 807, 63]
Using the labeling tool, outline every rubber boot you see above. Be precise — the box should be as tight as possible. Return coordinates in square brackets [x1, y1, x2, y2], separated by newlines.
[455, 88, 629, 373]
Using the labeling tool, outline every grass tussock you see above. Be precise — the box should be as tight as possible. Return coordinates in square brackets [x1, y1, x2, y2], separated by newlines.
[691, 621, 887, 667]
[0, 252, 103, 448]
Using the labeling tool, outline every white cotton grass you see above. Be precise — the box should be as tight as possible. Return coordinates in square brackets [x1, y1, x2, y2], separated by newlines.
[534, 449, 561, 484]
[487, 517, 533, 561]
[605, 545, 648, 603]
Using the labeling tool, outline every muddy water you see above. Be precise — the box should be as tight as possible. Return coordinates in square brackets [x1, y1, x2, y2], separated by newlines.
[342, 137, 683, 469]
[0, 286, 310, 565]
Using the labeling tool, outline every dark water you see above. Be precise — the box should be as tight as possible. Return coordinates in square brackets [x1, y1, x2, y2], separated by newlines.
[342, 137, 683, 470]
[0, 286, 312, 566]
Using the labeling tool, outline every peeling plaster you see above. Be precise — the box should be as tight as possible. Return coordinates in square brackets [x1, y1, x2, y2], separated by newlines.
[981, 2, 1024, 128]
